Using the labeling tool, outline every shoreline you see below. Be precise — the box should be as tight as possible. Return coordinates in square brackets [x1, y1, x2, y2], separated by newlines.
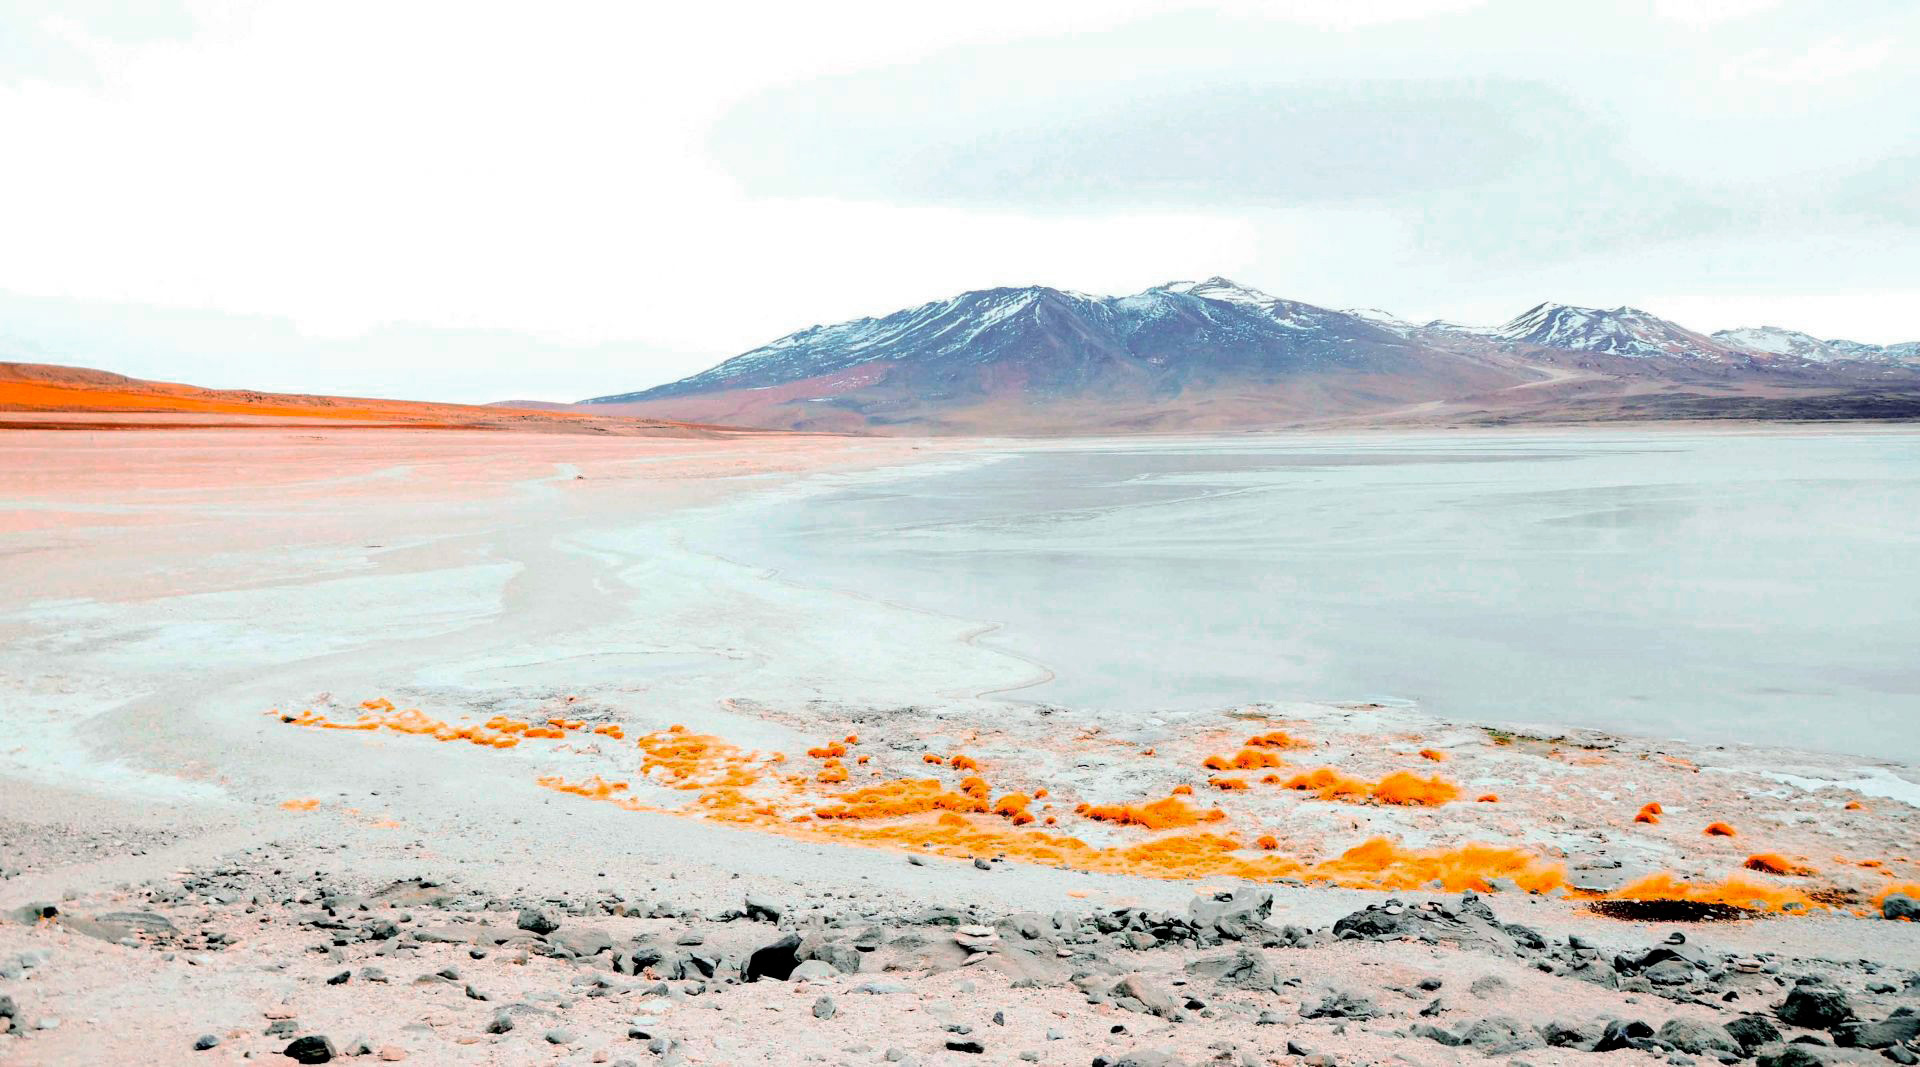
[2, 426, 1917, 1064]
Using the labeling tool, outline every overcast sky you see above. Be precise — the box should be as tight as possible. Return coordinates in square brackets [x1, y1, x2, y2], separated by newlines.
[2, 0, 1915, 402]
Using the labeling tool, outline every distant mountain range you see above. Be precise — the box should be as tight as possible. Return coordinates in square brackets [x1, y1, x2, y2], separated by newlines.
[579, 279, 1920, 432]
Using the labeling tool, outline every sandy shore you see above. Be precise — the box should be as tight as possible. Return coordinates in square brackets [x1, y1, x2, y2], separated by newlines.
[2, 428, 1916, 1066]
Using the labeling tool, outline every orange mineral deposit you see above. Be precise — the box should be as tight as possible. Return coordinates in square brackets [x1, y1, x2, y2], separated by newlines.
[1704, 821, 1737, 837]
[1744, 853, 1814, 877]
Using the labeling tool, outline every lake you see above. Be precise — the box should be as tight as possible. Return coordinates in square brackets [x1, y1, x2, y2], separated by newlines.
[688, 430, 1920, 763]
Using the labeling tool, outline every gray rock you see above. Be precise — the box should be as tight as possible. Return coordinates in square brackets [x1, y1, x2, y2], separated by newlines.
[744, 895, 782, 923]
[1110, 975, 1184, 1020]
[283, 1035, 336, 1064]
[485, 1011, 514, 1034]
[1412, 1023, 1463, 1046]
[544, 1027, 575, 1045]
[1756, 1047, 1834, 1067]
[517, 907, 560, 935]
[193, 1034, 220, 1050]
[812, 995, 836, 1020]
[791, 960, 838, 981]
[1656, 1019, 1740, 1055]
[1594, 1019, 1657, 1052]
[945, 1039, 985, 1053]
[1469, 975, 1510, 998]
[1724, 1014, 1782, 1049]
[546, 927, 613, 958]
[1185, 947, 1281, 993]
[1884, 894, 1919, 921]
[1831, 1009, 1920, 1049]
[1188, 888, 1276, 944]
[1301, 989, 1378, 1020]
[1777, 979, 1854, 1030]
[745, 933, 802, 982]
[1464, 1016, 1543, 1054]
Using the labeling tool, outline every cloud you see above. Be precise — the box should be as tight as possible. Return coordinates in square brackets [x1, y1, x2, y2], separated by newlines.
[712, 77, 1611, 210]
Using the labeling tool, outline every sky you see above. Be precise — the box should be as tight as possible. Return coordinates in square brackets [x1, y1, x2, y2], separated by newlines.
[1, 0, 1916, 402]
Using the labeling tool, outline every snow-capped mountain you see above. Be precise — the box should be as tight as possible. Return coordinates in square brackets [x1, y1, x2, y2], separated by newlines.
[586, 278, 1430, 406]
[1713, 326, 1920, 365]
[1495, 303, 1741, 361]
[577, 279, 1920, 432]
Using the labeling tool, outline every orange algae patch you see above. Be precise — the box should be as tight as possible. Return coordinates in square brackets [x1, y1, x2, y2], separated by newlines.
[1203, 748, 1288, 771]
[1283, 767, 1372, 800]
[922, 754, 945, 765]
[1477, 793, 1499, 803]
[1704, 821, 1738, 837]
[1744, 853, 1815, 877]
[949, 754, 981, 771]
[1076, 795, 1225, 830]
[1208, 776, 1250, 791]
[1642, 802, 1665, 815]
[1370, 772, 1461, 806]
[1601, 872, 1812, 913]
[1170, 784, 1194, 796]
[807, 741, 848, 759]
[1845, 800, 1865, 811]
[1245, 731, 1311, 750]
[1313, 837, 1566, 893]
[1255, 835, 1279, 850]
[993, 793, 1035, 826]
[280, 798, 320, 812]
[593, 724, 625, 740]
[1418, 748, 1447, 762]
[1282, 767, 1457, 806]
[817, 760, 849, 784]
[813, 778, 988, 820]
[536, 774, 630, 800]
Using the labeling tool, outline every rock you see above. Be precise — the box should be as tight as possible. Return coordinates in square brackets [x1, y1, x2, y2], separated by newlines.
[1725, 1015, 1783, 1050]
[1777, 978, 1854, 1030]
[485, 1011, 514, 1034]
[516, 908, 560, 935]
[362, 918, 398, 941]
[1594, 1019, 1657, 1053]
[283, 1035, 337, 1064]
[856, 980, 911, 994]
[1540, 1020, 1599, 1048]
[327, 970, 350, 985]
[1412, 1024, 1463, 1046]
[945, 1039, 985, 1053]
[1645, 958, 1698, 986]
[1111, 975, 1184, 1020]
[791, 960, 838, 981]
[1463, 1016, 1543, 1054]
[1831, 1010, 1920, 1049]
[1186, 947, 1281, 993]
[813, 995, 836, 1020]
[194, 1034, 221, 1050]
[1469, 975, 1510, 998]
[744, 895, 782, 923]
[745, 933, 802, 982]
[1301, 989, 1378, 1020]
[1657, 1019, 1741, 1056]
[546, 927, 613, 958]
[797, 935, 863, 974]
[1756, 1047, 1834, 1067]
[1882, 895, 1918, 921]
[972, 858, 992, 871]
[1188, 888, 1276, 943]
[545, 1028, 575, 1045]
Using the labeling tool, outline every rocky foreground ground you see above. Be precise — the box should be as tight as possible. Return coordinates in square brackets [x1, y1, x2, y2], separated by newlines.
[2, 851, 1917, 1066]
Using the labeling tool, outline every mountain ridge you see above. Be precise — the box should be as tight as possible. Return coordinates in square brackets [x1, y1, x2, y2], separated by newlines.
[577, 279, 1920, 433]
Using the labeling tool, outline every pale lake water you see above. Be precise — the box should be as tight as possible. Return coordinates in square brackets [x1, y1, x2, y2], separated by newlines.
[689, 431, 1920, 763]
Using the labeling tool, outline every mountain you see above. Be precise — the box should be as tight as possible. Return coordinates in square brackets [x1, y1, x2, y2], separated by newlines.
[1494, 302, 1743, 361]
[1712, 326, 1920, 364]
[579, 280, 1920, 432]
[581, 278, 1533, 431]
